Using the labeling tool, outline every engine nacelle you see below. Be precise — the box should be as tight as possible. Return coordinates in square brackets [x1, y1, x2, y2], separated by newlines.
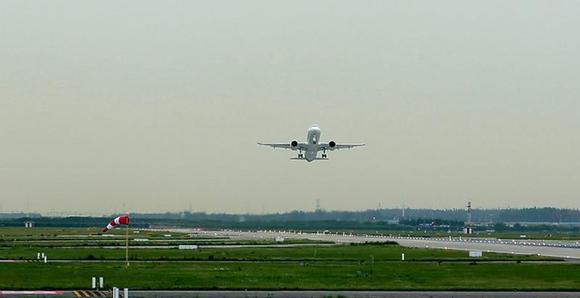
[291, 140, 298, 148]
[328, 141, 336, 150]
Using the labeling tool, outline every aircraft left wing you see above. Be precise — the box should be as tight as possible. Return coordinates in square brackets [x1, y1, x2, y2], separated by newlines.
[257, 142, 307, 150]
[318, 143, 366, 151]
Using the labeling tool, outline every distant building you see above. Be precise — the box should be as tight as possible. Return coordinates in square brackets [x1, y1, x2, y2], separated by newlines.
[387, 219, 399, 224]
[0, 212, 41, 219]
[24, 221, 34, 228]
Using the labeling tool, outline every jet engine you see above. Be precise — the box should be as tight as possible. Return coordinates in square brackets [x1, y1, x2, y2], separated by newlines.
[328, 141, 336, 149]
[291, 140, 299, 148]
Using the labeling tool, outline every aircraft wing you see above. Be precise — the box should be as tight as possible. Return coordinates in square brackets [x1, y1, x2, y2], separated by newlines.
[257, 142, 307, 150]
[318, 143, 366, 151]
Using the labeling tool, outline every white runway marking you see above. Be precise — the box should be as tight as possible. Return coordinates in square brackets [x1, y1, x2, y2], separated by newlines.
[0, 291, 65, 295]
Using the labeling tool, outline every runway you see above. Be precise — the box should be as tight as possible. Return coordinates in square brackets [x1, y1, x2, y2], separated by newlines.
[186, 229, 580, 260]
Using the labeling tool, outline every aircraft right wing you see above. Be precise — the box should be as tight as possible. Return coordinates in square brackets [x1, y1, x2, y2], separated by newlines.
[318, 143, 366, 151]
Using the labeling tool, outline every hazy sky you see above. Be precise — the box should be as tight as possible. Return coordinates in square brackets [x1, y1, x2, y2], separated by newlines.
[1, 1, 579, 214]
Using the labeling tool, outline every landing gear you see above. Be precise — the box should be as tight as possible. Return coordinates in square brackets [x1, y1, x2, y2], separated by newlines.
[298, 151, 304, 159]
[322, 154, 327, 159]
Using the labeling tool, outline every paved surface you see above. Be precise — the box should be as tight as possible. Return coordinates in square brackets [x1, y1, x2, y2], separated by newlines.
[394, 237, 580, 260]
[173, 229, 580, 260]
[48, 243, 337, 250]
[0, 291, 65, 296]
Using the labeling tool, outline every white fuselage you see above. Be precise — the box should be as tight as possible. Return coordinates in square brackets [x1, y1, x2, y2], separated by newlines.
[259, 124, 364, 161]
[304, 125, 321, 162]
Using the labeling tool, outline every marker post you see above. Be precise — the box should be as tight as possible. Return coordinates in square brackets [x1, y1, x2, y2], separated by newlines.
[125, 221, 129, 267]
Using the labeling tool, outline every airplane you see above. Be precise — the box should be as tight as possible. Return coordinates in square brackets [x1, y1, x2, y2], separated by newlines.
[258, 124, 365, 162]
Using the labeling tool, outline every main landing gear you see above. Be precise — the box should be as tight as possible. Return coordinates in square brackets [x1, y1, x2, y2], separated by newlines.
[321, 149, 327, 159]
[298, 151, 304, 159]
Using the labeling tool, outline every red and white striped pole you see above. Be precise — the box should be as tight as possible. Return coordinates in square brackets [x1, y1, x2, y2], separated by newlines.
[125, 217, 129, 267]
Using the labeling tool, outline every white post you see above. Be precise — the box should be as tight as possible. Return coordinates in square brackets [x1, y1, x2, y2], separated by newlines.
[124, 288, 129, 298]
[91, 277, 96, 289]
[113, 287, 119, 298]
[43, 256, 47, 263]
[99, 277, 104, 289]
[41, 252, 45, 259]
[401, 253, 405, 261]
[37, 252, 40, 260]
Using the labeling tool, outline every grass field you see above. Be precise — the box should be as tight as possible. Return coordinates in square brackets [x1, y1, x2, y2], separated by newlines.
[0, 227, 176, 238]
[0, 262, 579, 290]
[0, 227, 578, 290]
[0, 244, 555, 262]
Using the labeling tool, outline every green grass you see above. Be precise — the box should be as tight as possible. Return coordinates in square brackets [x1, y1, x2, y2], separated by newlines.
[0, 227, 191, 238]
[0, 239, 326, 248]
[0, 228, 329, 248]
[0, 262, 578, 290]
[0, 244, 554, 262]
[0, 227, 555, 262]
[0, 227, 576, 290]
